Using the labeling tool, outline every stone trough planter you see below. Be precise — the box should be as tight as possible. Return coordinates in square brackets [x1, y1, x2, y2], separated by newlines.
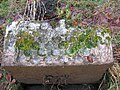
[3, 64, 113, 84]
[2, 20, 114, 84]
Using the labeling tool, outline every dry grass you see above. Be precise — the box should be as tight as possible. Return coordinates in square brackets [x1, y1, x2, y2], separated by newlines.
[108, 63, 120, 90]
[98, 63, 120, 90]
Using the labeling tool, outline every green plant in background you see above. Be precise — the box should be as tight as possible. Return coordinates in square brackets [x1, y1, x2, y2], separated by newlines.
[15, 31, 40, 56]
[0, 0, 9, 17]
[0, 68, 22, 90]
[56, 0, 120, 29]
[112, 29, 120, 47]
[0, 0, 26, 17]
[99, 63, 120, 90]
[56, 0, 105, 27]
[0, 0, 27, 26]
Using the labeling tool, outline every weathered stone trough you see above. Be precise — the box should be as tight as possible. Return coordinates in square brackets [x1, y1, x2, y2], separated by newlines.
[2, 20, 114, 84]
[3, 64, 113, 84]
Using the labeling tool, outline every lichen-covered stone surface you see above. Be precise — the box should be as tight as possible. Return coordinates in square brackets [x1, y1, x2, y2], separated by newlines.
[2, 20, 113, 66]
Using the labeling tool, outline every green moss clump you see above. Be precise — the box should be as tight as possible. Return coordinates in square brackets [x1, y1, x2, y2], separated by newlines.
[15, 31, 40, 56]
